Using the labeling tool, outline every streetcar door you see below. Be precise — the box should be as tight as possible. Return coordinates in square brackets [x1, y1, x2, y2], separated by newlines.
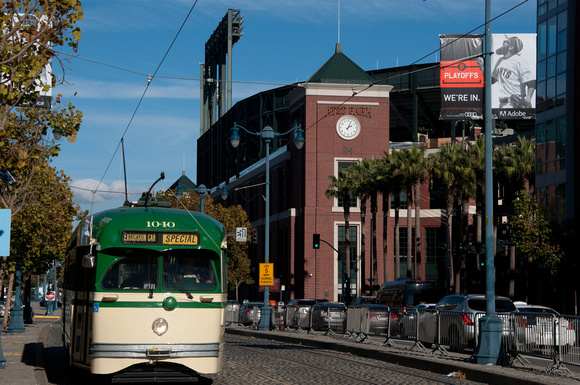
[71, 246, 95, 365]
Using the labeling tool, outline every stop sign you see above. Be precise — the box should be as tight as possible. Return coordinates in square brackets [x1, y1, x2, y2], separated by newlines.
[45, 291, 55, 301]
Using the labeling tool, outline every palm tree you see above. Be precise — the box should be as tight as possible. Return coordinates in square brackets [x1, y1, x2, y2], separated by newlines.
[348, 157, 383, 294]
[502, 136, 535, 197]
[326, 168, 355, 302]
[431, 142, 475, 293]
[383, 152, 410, 279]
[393, 146, 430, 280]
[377, 152, 403, 281]
[431, 142, 462, 292]
[349, 160, 369, 294]
[468, 137, 486, 273]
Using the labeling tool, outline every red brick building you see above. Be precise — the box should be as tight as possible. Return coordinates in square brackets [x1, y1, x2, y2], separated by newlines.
[199, 45, 450, 303]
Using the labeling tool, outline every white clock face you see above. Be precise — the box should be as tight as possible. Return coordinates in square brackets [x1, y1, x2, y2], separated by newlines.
[337, 116, 360, 140]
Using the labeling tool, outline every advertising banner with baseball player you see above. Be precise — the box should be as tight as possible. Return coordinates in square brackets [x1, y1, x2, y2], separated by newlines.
[439, 34, 484, 120]
[491, 33, 536, 119]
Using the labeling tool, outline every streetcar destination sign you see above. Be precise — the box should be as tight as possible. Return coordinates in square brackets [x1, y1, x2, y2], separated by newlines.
[121, 231, 200, 246]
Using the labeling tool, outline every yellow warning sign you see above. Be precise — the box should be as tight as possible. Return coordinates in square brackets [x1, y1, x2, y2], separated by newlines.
[259, 263, 274, 286]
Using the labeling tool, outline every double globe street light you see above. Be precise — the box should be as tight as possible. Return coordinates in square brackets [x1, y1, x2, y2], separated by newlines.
[230, 123, 304, 331]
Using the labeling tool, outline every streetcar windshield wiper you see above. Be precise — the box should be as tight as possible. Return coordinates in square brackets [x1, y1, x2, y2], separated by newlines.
[163, 272, 193, 299]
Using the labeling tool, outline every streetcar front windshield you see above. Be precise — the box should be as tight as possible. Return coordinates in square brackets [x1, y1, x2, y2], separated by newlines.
[101, 250, 158, 290]
[162, 249, 217, 292]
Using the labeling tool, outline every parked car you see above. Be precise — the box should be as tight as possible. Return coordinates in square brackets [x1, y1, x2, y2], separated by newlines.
[354, 303, 392, 335]
[284, 299, 320, 328]
[420, 294, 517, 351]
[399, 303, 436, 338]
[514, 302, 576, 349]
[310, 302, 347, 331]
[351, 296, 376, 307]
[238, 302, 264, 325]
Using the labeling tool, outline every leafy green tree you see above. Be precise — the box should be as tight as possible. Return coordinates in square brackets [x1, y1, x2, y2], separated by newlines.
[509, 191, 561, 302]
[0, 163, 80, 331]
[0, 2, 83, 329]
[1, 0, 83, 130]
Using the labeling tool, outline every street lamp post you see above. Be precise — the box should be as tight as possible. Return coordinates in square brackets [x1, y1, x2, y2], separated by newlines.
[230, 123, 304, 331]
[195, 184, 207, 214]
[475, 0, 502, 365]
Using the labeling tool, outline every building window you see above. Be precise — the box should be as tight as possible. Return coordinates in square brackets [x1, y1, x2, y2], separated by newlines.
[396, 227, 415, 262]
[536, 122, 546, 175]
[391, 191, 408, 209]
[425, 228, 441, 264]
[338, 225, 358, 299]
[335, 160, 358, 208]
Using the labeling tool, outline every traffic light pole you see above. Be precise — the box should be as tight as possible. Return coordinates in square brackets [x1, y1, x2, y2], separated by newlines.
[314, 236, 347, 303]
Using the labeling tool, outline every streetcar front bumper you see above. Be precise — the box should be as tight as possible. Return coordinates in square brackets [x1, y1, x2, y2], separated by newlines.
[90, 343, 221, 359]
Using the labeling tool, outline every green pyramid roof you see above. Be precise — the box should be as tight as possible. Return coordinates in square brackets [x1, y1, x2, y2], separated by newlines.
[307, 43, 373, 85]
[169, 172, 197, 192]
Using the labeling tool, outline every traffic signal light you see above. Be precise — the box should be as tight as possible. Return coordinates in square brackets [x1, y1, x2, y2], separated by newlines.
[313, 233, 320, 249]
[249, 229, 258, 244]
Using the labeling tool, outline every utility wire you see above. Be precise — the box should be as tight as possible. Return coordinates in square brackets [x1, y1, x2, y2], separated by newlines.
[68, 0, 527, 212]
[88, 0, 199, 214]
[300, 0, 530, 135]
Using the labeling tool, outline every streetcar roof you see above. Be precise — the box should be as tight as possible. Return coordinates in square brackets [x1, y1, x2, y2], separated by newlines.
[78, 206, 226, 252]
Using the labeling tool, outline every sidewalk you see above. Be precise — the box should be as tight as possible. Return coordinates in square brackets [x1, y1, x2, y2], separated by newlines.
[227, 326, 580, 385]
[0, 301, 60, 385]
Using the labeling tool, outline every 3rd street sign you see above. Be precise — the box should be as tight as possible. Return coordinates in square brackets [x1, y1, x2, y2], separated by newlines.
[236, 227, 247, 242]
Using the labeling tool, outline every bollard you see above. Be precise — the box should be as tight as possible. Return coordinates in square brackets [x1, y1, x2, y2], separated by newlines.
[0, 329, 5, 369]
[475, 315, 503, 365]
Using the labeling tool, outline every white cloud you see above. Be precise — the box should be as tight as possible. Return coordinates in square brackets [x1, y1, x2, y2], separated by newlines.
[71, 178, 147, 211]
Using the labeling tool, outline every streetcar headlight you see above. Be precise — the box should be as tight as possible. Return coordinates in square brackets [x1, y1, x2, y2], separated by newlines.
[152, 318, 168, 336]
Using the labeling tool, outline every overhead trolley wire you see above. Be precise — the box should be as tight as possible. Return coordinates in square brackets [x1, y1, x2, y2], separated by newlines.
[86, 0, 199, 214]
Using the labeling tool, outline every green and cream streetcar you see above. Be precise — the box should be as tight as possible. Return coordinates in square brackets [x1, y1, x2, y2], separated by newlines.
[62, 197, 227, 382]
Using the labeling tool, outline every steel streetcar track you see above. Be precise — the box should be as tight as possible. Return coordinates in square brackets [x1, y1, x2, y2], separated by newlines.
[224, 334, 481, 384]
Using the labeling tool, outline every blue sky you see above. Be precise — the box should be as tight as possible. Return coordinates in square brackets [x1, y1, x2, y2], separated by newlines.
[51, 0, 536, 216]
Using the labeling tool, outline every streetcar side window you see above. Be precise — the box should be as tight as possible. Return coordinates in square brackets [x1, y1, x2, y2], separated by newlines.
[101, 250, 158, 290]
[162, 250, 217, 292]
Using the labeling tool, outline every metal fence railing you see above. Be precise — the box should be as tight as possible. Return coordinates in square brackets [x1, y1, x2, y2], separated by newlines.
[227, 303, 580, 373]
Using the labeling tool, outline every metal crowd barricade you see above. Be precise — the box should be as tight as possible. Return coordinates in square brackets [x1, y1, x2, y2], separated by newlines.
[296, 304, 312, 332]
[473, 312, 513, 357]
[271, 307, 283, 331]
[316, 304, 347, 335]
[344, 305, 391, 344]
[435, 310, 477, 352]
[559, 314, 579, 370]
[345, 306, 360, 336]
[224, 302, 240, 325]
[397, 307, 435, 351]
[251, 305, 261, 329]
[509, 312, 577, 373]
